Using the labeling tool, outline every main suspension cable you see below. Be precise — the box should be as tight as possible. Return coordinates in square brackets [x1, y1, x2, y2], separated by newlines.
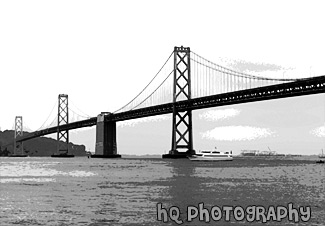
[114, 51, 174, 113]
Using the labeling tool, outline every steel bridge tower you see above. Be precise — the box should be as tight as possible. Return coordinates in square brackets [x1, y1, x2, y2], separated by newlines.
[13, 116, 26, 157]
[52, 94, 74, 157]
[163, 46, 195, 158]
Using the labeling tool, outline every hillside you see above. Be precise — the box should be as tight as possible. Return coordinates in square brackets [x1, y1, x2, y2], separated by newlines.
[0, 130, 87, 156]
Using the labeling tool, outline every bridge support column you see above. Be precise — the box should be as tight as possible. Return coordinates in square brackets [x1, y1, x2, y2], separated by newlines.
[163, 46, 195, 158]
[12, 116, 27, 157]
[92, 114, 121, 158]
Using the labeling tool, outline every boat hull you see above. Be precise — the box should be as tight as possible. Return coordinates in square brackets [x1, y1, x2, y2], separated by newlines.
[188, 156, 233, 161]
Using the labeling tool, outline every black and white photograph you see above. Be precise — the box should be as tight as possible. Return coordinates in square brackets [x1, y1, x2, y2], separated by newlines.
[0, 0, 324, 225]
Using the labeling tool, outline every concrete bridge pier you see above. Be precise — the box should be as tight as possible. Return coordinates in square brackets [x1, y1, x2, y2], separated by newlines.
[91, 114, 121, 158]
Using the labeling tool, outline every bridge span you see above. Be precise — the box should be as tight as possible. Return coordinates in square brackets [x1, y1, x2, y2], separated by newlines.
[17, 75, 325, 143]
[13, 46, 325, 158]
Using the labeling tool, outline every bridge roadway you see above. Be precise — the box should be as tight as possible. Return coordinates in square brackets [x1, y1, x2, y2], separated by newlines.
[17, 75, 325, 142]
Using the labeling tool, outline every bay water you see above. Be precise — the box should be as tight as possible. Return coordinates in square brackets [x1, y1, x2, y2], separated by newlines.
[0, 156, 324, 225]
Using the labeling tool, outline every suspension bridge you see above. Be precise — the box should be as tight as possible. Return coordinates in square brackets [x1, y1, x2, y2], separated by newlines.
[10, 46, 325, 158]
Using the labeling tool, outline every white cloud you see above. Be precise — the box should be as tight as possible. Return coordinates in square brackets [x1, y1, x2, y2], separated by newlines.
[201, 126, 275, 141]
[310, 126, 325, 137]
[118, 115, 168, 128]
[199, 109, 241, 121]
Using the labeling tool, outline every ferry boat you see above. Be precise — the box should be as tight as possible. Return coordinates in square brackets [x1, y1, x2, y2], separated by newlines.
[188, 150, 233, 161]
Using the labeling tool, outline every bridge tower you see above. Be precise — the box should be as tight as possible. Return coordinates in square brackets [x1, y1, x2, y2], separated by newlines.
[163, 46, 195, 158]
[13, 116, 26, 157]
[52, 94, 74, 157]
[91, 112, 121, 158]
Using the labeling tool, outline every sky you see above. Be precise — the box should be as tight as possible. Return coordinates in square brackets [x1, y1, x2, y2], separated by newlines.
[1, 0, 325, 155]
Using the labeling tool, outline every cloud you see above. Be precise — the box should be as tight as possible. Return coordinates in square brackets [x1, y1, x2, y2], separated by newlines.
[201, 126, 275, 141]
[229, 59, 285, 73]
[310, 126, 325, 137]
[219, 58, 306, 79]
[199, 109, 240, 121]
[118, 115, 168, 128]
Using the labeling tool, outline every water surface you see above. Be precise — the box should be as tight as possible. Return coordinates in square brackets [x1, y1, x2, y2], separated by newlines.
[0, 156, 324, 225]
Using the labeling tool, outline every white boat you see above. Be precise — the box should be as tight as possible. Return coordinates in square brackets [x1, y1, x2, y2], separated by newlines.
[188, 150, 233, 161]
[319, 149, 325, 159]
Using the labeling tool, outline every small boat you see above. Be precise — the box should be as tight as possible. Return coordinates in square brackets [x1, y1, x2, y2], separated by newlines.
[316, 160, 324, 164]
[241, 150, 258, 156]
[188, 149, 233, 161]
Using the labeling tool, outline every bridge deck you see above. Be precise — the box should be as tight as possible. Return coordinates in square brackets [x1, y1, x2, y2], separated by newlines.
[17, 75, 325, 142]
[111, 75, 325, 121]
